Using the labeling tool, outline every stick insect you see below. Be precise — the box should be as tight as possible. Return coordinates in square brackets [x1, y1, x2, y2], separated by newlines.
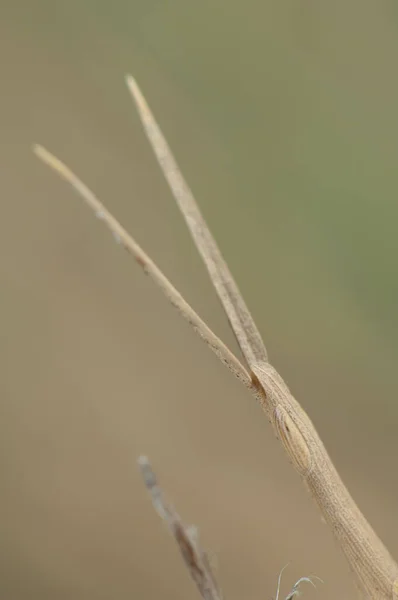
[33, 75, 398, 599]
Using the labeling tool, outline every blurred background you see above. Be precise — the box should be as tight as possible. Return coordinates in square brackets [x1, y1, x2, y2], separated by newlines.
[1, 1, 398, 598]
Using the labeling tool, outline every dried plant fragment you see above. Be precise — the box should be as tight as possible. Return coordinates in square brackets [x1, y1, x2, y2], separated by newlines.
[138, 456, 222, 600]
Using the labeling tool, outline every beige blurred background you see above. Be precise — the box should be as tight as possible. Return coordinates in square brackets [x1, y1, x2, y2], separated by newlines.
[1, 1, 398, 599]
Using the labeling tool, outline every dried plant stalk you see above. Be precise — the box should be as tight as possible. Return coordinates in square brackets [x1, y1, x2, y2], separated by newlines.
[138, 456, 323, 600]
[33, 75, 398, 599]
[139, 457, 319, 600]
[138, 456, 222, 600]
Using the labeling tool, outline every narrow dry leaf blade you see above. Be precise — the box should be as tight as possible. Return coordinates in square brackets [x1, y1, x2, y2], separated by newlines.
[33, 144, 250, 387]
[126, 74, 268, 370]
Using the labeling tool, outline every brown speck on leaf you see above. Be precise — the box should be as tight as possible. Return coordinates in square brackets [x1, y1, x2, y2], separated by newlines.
[135, 254, 147, 268]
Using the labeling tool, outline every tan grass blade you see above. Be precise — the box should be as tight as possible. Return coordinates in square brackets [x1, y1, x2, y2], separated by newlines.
[32, 144, 251, 389]
[124, 77, 398, 599]
[125, 74, 268, 370]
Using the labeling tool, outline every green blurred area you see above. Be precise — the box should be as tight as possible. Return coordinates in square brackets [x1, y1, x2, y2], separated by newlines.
[1, 2, 398, 599]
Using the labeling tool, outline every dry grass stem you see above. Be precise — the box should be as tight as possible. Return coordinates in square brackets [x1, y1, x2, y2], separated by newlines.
[139, 457, 319, 600]
[138, 456, 222, 600]
[33, 75, 398, 599]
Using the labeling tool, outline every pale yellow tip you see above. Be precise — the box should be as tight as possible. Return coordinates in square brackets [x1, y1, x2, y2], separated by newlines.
[32, 143, 46, 158]
[125, 73, 138, 96]
[125, 73, 147, 113]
